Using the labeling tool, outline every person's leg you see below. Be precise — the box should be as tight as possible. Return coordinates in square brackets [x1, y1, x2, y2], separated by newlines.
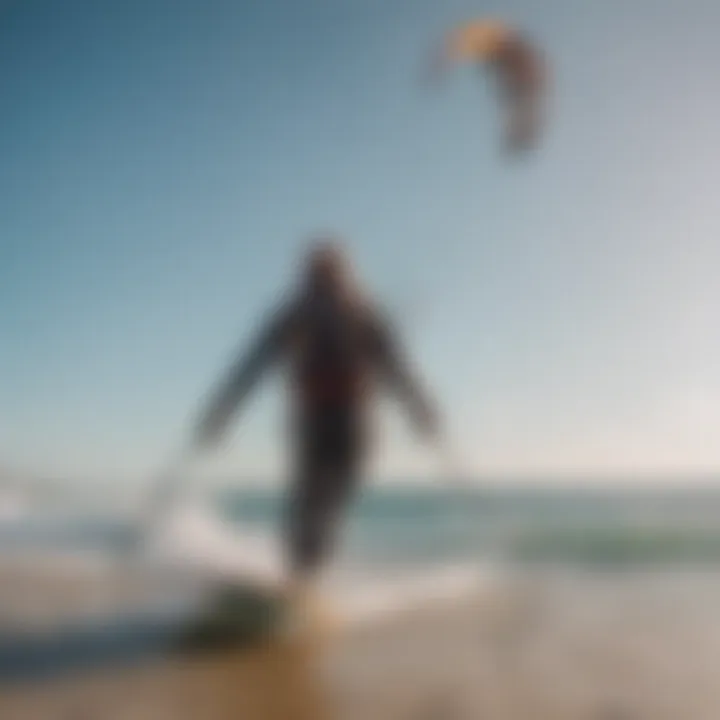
[284, 465, 362, 635]
[281, 411, 365, 639]
[286, 464, 360, 582]
[282, 465, 343, 635]
[285, 459, 332, 591]
[285, 410, 364, 580]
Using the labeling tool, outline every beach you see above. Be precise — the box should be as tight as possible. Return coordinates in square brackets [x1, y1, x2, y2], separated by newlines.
[3, 485, 720, 719]
[2, 568, 720, 719]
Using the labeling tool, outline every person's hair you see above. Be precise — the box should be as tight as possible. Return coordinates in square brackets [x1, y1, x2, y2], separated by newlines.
[300, 234, 363, 306]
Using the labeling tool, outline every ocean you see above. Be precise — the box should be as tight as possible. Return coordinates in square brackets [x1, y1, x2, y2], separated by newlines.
[217, 482, 720, 568]
[5, 481, 720, 568]
[2, 480, 720, 683]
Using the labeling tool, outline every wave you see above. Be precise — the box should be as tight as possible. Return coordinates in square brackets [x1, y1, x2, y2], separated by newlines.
[0, 500, 493, 634]
[511, 526, 720, 565]
[326, 562, 500, 631]
[145, 499, 283, 584]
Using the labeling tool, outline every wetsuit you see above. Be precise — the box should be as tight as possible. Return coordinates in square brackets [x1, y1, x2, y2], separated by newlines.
[195, 290, 435, 576]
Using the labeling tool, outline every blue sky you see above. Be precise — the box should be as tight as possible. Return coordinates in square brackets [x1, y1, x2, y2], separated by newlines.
[2, 0, 720, 482]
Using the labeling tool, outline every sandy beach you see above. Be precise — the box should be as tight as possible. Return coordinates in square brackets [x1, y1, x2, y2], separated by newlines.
[2, 568, 720, 719]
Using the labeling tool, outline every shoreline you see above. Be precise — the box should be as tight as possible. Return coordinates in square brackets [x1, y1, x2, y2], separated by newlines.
[2, 571, 720, 718]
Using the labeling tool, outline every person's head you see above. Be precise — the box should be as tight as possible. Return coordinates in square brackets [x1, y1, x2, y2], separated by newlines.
[301, 235, 355, 298]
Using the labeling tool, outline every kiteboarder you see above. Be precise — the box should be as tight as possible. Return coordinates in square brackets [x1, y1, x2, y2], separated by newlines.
[192, 237, 440, 611]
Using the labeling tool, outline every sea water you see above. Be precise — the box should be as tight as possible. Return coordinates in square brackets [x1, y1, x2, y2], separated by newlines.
[6, 481, 720, 572]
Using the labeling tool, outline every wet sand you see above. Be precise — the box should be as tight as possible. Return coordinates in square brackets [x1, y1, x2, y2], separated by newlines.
[2, 570, 720, 719]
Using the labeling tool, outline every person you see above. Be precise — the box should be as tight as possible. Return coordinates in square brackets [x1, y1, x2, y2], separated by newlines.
[192, 238, 440, 610]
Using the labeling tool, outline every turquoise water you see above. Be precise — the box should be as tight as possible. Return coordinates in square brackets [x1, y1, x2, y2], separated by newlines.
[214, 484, 720, 567]
[5, 483, 720, 567]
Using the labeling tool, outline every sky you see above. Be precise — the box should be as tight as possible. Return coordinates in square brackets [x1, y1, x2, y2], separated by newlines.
[2, 0, 720, 483]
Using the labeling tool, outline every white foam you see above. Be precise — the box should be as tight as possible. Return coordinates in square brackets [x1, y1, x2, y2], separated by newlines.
[144, 499, 283, 586]
[328, 563, 500, 630]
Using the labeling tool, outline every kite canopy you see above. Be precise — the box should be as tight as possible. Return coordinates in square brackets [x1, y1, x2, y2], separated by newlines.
[439, 19, 547, 153]
[444, 20, 513, 63]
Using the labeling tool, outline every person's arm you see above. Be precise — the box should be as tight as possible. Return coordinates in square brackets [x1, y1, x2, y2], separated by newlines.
[192, 303, 294, 450]
[370, 308, 440, 442]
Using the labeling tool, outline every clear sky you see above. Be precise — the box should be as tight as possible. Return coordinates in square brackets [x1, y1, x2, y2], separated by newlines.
[2, 0, 720, 482]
